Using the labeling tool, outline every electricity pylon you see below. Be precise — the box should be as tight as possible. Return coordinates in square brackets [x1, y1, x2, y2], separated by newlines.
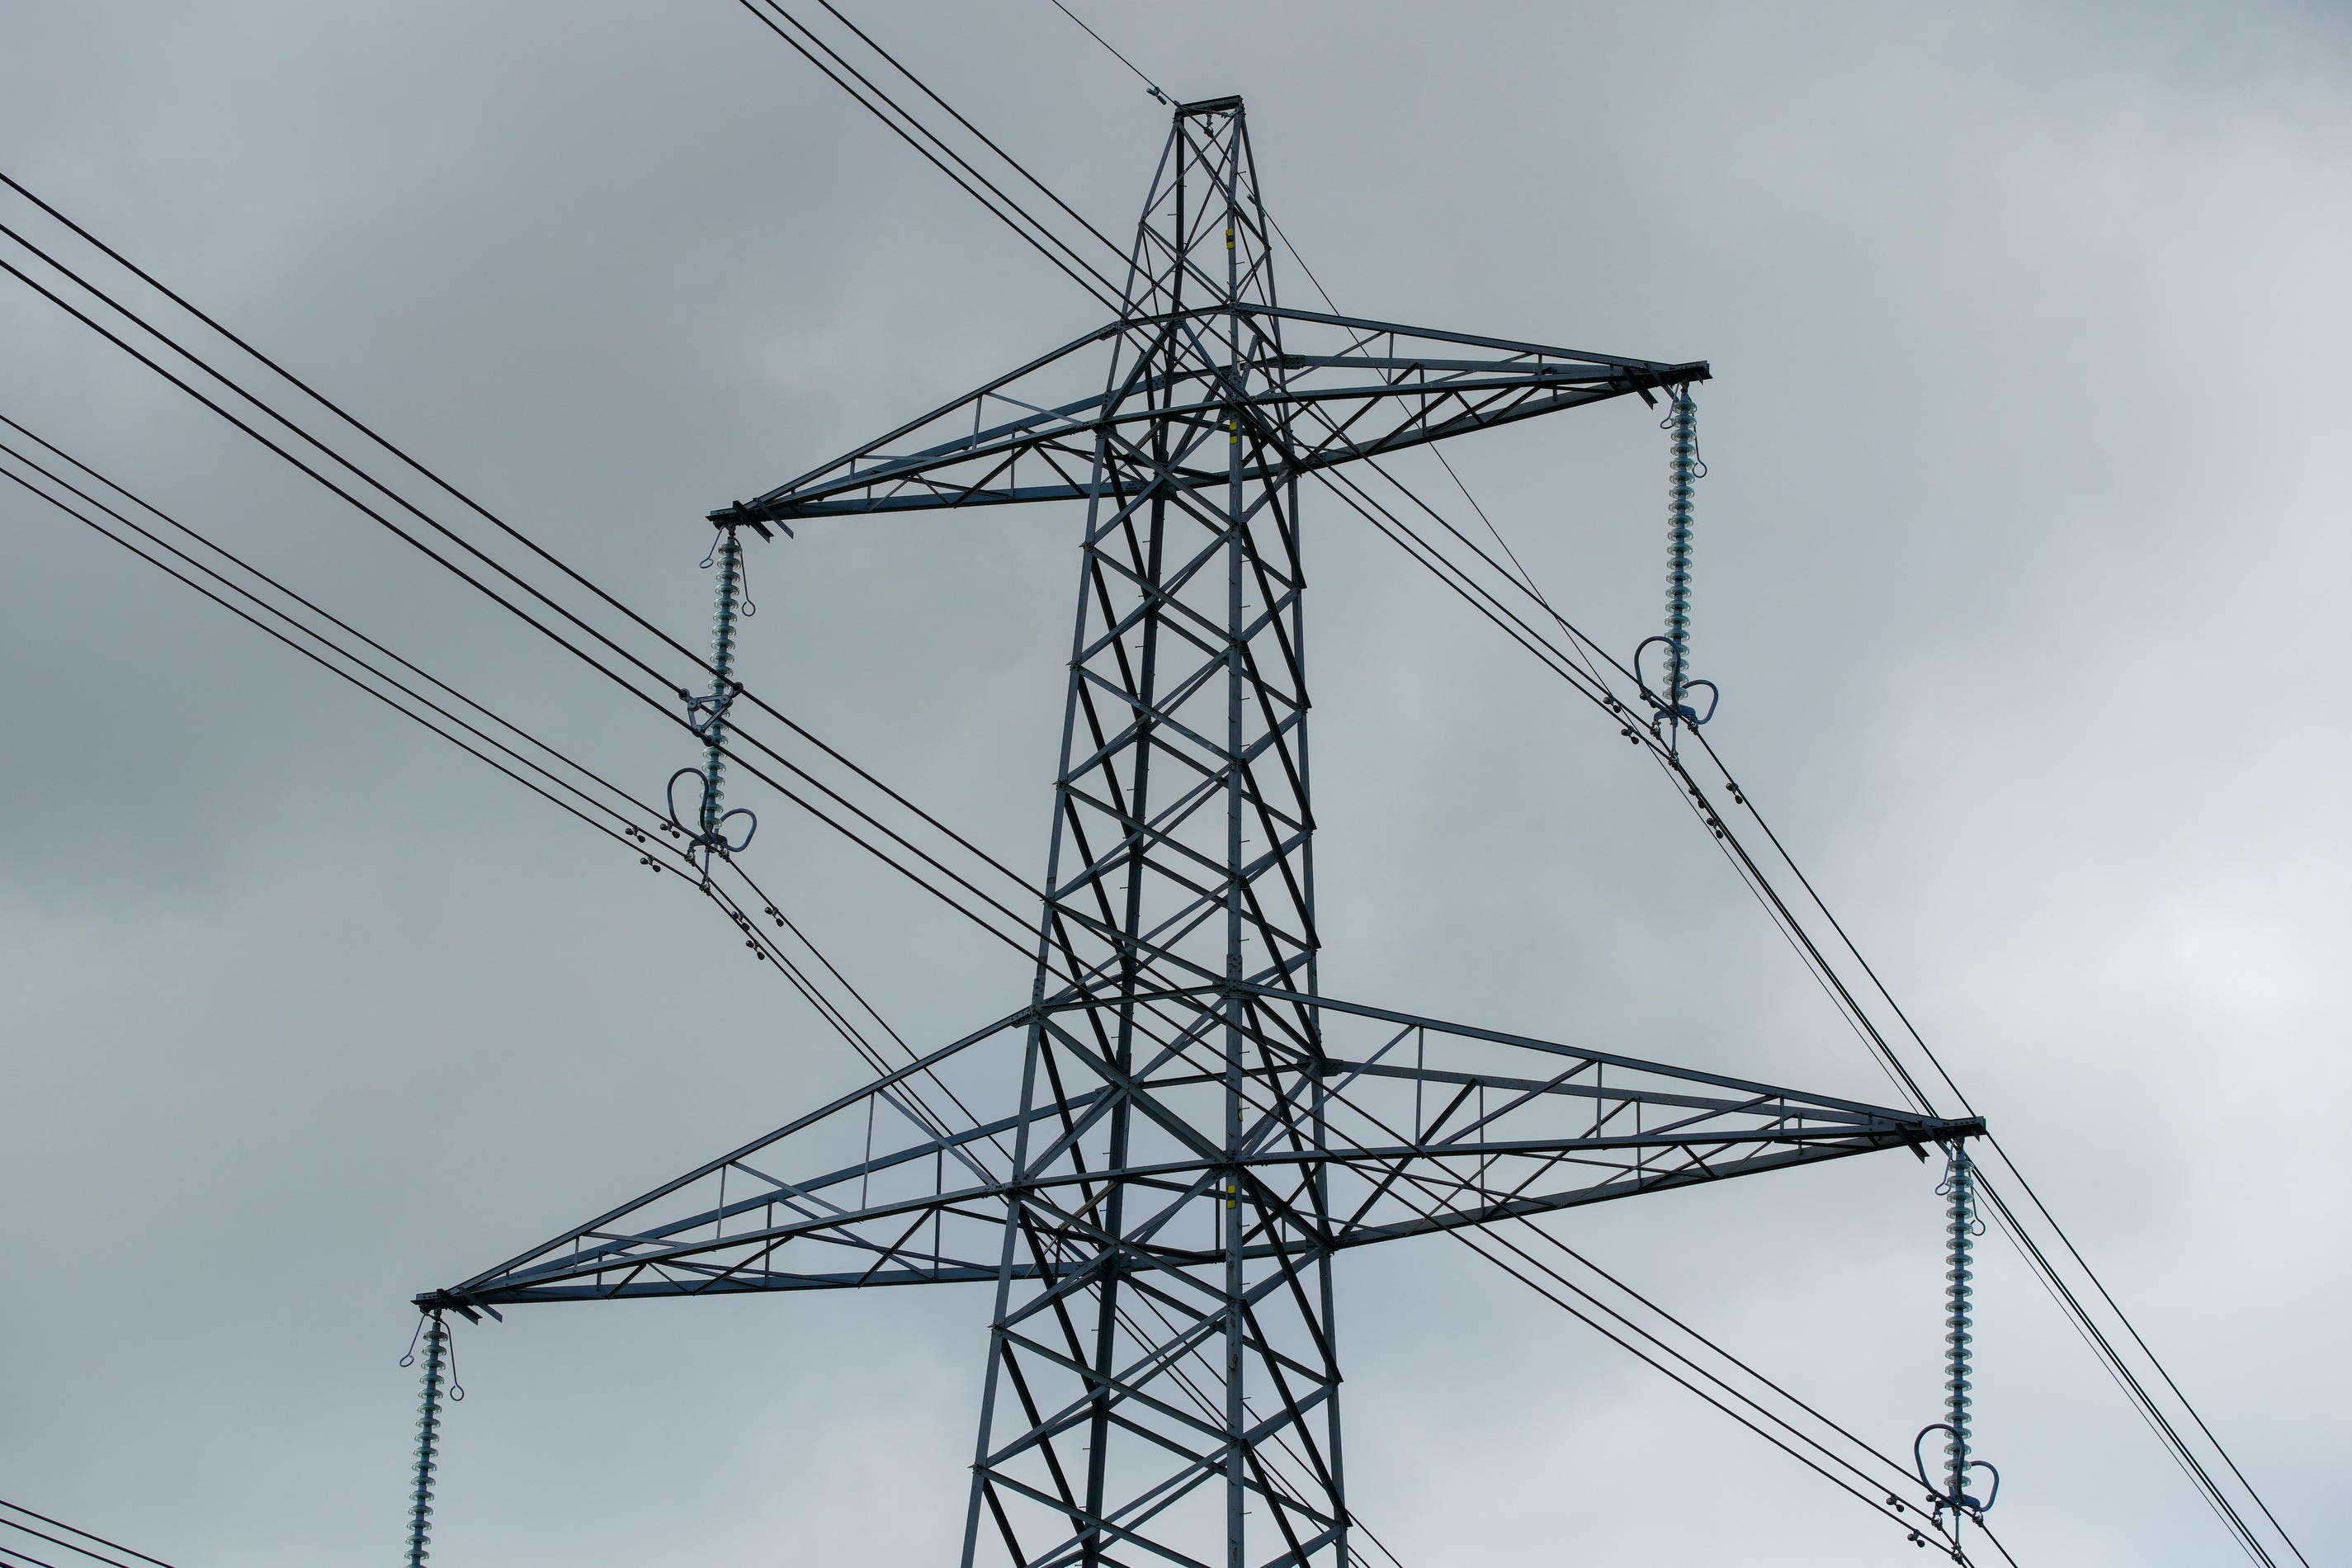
[420, 96, 1977, 1568]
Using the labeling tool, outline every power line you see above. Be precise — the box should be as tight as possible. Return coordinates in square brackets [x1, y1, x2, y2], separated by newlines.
[0, 420, 1046, 1162]
[1675, 729, 2307, 1565]
[0, 169, 720, 709]
[1041, 0, 1172, 105]
[816, 0, 1136, 262]
[1690, 716, 2307, 1561]
[0, 220, 684, 704]
[0, 1499, 182, 1568]
[0, 201, 1059, 961]
[0, 417, 653, 832]
[0, 351, 1204, 1056]
[0, 163, 1039, 900]
[1505, 1214, 1922, 1495]
[0, 168, 1041, 901]
[0, 460, 671, 868]
[730, 0, 1125, 312]
[0, 419, 1070, 1218]
[0, 277, 1145, 1010]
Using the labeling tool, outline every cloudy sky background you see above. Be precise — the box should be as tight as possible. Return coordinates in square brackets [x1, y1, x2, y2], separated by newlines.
[2, 2, 2348, 1564]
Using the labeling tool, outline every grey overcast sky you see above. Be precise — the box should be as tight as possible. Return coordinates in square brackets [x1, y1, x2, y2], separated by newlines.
[2, 2, 2348, 1565]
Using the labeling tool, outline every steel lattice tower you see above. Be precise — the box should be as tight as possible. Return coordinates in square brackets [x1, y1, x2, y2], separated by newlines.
[422, 97, 1978, 1568]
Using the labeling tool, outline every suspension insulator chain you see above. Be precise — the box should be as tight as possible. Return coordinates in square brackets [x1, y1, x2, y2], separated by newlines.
[1665, 388, 1696, 707]
[668, 522, 759, 886]
[1944, 1150, 1977, 1497]
[1633, 385, 1717, 739]
[1915, 1144, 1999, 1538]
[404, 1311, 448, 1568]
[699, 525, 744, 842]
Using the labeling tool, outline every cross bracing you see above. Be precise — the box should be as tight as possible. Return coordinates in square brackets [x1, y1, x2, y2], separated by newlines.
[423, 96, 1974, 1568]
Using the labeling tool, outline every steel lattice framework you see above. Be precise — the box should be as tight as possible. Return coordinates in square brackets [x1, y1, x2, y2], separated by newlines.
[421, 97, 1978, 1568]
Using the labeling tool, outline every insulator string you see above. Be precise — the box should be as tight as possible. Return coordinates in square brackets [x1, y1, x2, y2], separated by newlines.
[1916, 1143, 1999, 1549]
[404, 1312, 448, 1568]
[1631, 386, 1716, 738]
[1665, 387, 1696, 707]
[1945, 1149, 1977, 1496]
[670, 524, 759, 885]
[701, 526, 743, 842]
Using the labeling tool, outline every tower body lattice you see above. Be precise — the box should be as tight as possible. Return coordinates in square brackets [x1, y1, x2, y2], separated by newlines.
[971, 101, 1339, 1568]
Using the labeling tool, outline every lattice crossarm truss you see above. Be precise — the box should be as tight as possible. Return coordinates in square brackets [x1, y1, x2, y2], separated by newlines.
[417, 1003, 1039, 1314]
[711, 306, 1708, 527]
[1252, 989, 1982, 1252]
[419, 989, 1974, 1315]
